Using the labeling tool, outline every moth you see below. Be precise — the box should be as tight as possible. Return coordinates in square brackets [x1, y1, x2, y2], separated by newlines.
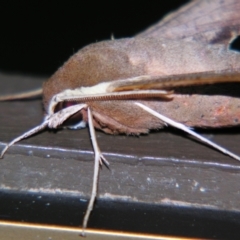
[1, 0, 240, 236]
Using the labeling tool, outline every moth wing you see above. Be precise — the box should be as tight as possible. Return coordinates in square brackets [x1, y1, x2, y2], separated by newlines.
[136, 0, 240, 44]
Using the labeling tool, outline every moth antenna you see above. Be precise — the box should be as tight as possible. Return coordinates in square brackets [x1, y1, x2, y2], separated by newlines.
[0, 88, 42, 101]
[53, 89, 171, 105]
[0, 121, 48, 158]
[81, 107, 108, 237]
[135, 102, 240, 161]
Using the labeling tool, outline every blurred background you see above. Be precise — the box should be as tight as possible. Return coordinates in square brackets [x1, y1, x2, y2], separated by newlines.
[0, 1, 190, 76]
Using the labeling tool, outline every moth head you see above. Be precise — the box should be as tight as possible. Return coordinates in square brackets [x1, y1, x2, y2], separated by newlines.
[46, 80, 114, 129]
[42, 39, 145, 114]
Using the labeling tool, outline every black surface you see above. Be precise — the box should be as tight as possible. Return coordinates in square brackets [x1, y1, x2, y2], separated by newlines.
[1, 190, 240, 239]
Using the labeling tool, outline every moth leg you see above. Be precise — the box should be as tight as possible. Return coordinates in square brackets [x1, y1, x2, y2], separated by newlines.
[135, 102, 240, 161]
[0, 121, 48, 158]
[0, 104, 87, 158]
[81, 107, 108, 237]
[0, 88, 42, 101]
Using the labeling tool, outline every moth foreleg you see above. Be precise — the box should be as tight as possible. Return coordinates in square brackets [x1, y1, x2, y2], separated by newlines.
[47, 104, 87, 128]
[0, 104, 87, 158]
[0, 120, 48, 158]
[135, 102, 240, 161]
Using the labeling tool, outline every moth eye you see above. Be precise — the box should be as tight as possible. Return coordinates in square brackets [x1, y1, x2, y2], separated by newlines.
[54, 101, 77, 113]
[230, 35, 240, 52]
[54, 101, 84, 127]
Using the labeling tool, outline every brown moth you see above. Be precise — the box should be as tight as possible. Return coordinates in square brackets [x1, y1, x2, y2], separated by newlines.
[1, 0, 240, 236]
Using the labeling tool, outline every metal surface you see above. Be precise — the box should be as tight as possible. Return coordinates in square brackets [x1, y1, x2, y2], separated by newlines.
[0, 72, 240, 239]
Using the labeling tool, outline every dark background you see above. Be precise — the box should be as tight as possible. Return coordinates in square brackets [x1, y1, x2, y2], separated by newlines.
[0, 1, 190, 76]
